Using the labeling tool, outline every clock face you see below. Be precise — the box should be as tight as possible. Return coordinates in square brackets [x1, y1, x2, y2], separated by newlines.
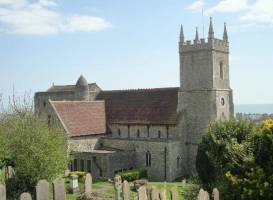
[221, 97, 225, 106]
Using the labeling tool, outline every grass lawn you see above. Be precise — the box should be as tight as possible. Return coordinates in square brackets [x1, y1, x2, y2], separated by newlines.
[65, 179, 199, 200]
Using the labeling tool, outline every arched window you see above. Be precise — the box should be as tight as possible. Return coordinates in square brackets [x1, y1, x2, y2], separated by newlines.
[118, 129, 121, 137]
[146, 151, 151, 166]
[220, 62, 224, 79]
[158, 131, 161, 138]
[137, 130, 140, 138]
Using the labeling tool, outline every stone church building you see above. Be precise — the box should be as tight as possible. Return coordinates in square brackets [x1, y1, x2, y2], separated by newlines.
[34, 18, 234, 181]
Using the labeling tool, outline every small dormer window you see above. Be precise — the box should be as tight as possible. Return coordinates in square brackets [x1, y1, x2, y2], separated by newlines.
[221, 97, 225, 106]
[220, 62, 224, 79]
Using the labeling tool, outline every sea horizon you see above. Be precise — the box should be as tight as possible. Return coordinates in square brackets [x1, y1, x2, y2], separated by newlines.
[235, 104, 273, 114]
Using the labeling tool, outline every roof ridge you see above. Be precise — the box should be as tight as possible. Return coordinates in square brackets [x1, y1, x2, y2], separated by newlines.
[101, 86, 179, 93]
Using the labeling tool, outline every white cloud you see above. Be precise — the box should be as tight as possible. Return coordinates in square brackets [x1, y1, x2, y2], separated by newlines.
[240, 0, 273, 24]
[206, 0, 249, 14]
[0, 0, 111, 35]
[186, 0, 205, 12]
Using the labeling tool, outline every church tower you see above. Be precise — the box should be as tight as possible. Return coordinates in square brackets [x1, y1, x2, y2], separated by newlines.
[178, 18, 234, 175]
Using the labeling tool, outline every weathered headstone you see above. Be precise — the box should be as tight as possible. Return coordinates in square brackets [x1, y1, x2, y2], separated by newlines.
[159, 188, 166, 200]
[85, 173, 92, 195]
[122, 180, 130, 200]
[151, 187, 160, 200]
[20, 192, 32, 200]
[138, 186, 148, 200]
[0, 183, 6, 200]
[197, 188, 210, 200]
[171, 186, 178, 200]
[146, 186, 153, 200]
[36, 180, 49, 200]
[114, 175, 122, 200]
[53, 178, 66, 200]
[212, 188, 219, 200]
[70, 175, 79, 194]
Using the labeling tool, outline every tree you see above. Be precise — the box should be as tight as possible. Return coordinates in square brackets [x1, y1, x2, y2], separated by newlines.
[0, 96, 69, 198]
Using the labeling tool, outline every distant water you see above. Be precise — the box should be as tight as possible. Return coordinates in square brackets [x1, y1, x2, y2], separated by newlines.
[235, 104, 273, 114]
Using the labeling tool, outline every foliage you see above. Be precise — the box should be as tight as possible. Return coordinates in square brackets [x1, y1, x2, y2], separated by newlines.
[68, 171, 87, 182]
[196, 119, 256, 189]
[0, 97, 69, 199]
[197, 118, 273, 200]
[117, 169, 147, 182]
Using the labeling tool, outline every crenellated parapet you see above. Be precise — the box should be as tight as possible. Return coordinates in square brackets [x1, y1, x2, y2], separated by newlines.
[179, 17, 229, 53]
[179, 38, 229, 53]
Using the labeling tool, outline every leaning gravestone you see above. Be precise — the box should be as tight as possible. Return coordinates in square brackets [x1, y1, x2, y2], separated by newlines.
[122, 180, 130, 200]
[197, 188, 210, 200]
[159, 188, 166, 200]
[36, 180, 49, 200]
[85, 173, 92, 195]
[138, 186, 148, 200]
[212, 188, 219, 200]
[20, 192, 32, 200]
[0, 183, 6, 200]
[151, 187, 160, 200]
[53, 178, 66, 200]
[171, 186, 178, 200]
[114, 175, 122, 200]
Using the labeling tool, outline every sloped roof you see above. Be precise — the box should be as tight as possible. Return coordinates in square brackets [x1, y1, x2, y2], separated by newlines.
[95, 87, 179, 125]
[47, 83, 98, 93]
[50, 101, 106, 137]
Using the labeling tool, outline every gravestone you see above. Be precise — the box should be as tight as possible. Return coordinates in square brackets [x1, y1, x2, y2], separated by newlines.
[138, 186, 147, 200]
[151, 187, 160, 200]
[146, 186, 153, 200]
[20, 192, 32, 200]
[171, 186, 178, 200]
[122, 180, 130, 200]
[70, 175, 79, 194]
[197, 188, 210, 200]
[159, 188, 166, 200]
[114, 175, 122, 200]
[36, 180, 49, 200]
[0, 183, 6, 200]
[53, 178, 66, 200]
[85, 173, 92, 195]
[212, 188, 219, 200]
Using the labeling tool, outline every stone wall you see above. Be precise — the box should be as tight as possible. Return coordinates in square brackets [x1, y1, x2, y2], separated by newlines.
[101, 137, 182, 181]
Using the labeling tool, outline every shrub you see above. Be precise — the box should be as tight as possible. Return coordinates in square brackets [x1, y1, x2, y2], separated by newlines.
[117, 169, 147, 182]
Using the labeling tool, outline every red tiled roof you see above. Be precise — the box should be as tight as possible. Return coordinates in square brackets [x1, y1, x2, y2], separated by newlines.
[50, 101, 106, 137]
[95, 87, 179, 125]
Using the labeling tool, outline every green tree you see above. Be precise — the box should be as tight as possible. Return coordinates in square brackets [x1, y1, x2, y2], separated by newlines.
[0, 98, 69, 198]
[196, 119, 256, 188]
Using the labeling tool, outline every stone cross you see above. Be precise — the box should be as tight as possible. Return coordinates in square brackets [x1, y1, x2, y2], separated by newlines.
[212, 188, 219, 200]
[159, 188, 166, 200]
[197, 188, 210, 200]
[137, 186, 148, 200]
[20, 192, 32, 200]
[36, 180, 49, 200]
[0, 183, 6, 200]
[122, 180, 130, 200]
[85, 173, 92, 195]
[114, 175, 122, 200]
[171, 186, 178, 200]
[53, 178, 66, 200]
[151, 187, 160, 200]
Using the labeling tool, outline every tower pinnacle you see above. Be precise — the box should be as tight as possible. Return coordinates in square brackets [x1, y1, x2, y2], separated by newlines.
[180, 24, 184, 43]
[208, 17, 214, 39]
[195, 27, 199, 43]
[223, 22, 228, 42]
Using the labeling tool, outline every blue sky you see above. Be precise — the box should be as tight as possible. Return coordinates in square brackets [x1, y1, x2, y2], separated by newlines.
[0, 0, 273, 104]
